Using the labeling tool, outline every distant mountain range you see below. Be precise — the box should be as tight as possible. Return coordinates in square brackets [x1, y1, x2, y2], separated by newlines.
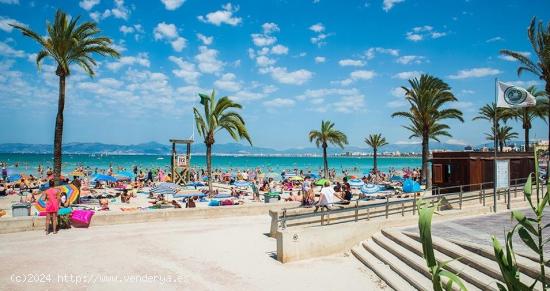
[0, 141, 469, 156]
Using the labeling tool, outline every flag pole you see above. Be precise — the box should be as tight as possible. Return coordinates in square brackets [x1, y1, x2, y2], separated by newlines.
[493, 78, 498, 213]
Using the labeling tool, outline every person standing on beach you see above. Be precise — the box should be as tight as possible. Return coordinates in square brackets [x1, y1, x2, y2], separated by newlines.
[1, 166, 6, 181]
[44, 180, 61, 235]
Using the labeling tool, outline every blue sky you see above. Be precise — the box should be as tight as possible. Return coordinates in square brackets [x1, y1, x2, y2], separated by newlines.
[0, 0, 548, 149]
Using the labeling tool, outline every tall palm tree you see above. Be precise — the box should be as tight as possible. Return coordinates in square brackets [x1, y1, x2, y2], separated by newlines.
[309, 120, 348, 178]
[193, 90, 251, 195]
[392, 74, 464, 188]
[364, 133, 389, 172]
[472, 102, 512, 151]
[485, 126, 518, 152]
[508, 86, 548, 151]
[11, 10, 120, 184]
[501, 17, 550, 155]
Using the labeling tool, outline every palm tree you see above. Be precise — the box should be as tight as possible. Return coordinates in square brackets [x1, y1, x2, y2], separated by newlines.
[309, 120, 348, 178]
[485, 126, 518, 152]
[364, 133, 389, 172]
[193, 90, 251, 195]
[472, 102, 512, 151]
[11, 10, 120, 184]
[501, 17, 550, 154]
[392, 74, 464, 188]
[508, 86, 548, 151]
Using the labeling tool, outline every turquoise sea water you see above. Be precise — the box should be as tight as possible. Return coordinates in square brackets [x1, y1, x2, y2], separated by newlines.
[0, 153, 421, 175]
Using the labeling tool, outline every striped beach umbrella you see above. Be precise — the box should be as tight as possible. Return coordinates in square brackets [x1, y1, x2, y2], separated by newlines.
[35, 184, 80, 212]
[348, 179, 365, 188]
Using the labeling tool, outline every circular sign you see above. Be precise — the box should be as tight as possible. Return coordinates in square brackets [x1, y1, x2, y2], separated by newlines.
[503, 86, 527, 106]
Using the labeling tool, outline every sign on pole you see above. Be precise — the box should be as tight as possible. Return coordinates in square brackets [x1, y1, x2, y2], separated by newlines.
[495, 159, 510, 189]
[176, 155, 187, 167]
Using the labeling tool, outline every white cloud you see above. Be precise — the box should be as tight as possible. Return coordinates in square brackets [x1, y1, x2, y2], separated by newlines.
[161, 0, 185, 10]
[406, 25, 446, 41]
[338, 59, 365, 67]
[446, 138, 467, 146]
[195, 46, 224, 74]
[90, 0, 130, 21]
[297, 88, 365, 112]
[79, 0, 100, 11]
[106, 53, 150, 71]
[256, 55, 275, 67]
[0, 41, 25, 57]
[396, 55, 426, 64]
[267, 67, 313, 85]
[168, 56, 200, 84]
[383, 0, 404, 11]
[365, 47, 399, 59]
[154, 22, 187, 52]
[262, 22, 279, 34]
[461, 89, 475, 94]
[350, 70, 375, 80]
[196, 33, 213, 45]
[309, 23, 325, 33]
[393, 71, 423, 80]
[271, 44, 288, 55]
[263, 98, 295, 108]
[251, 34, 277, 47]
[395, 140, 421, 145]
[0, 16, 25, 32]
[498, 51, 531, 62]
[314, 56, 326, 63]
[390, 87, 406, 97]
[448, 67, 501, 79]
[486, 36, 503, 43]
[198, 3, 242, 26]
[214, 73, 242, 92]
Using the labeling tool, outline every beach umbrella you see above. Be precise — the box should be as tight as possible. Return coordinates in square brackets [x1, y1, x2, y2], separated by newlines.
[35, 184, 80, 212]
[307, 173, 319, 179]
[150, 186, 177, 196]
[233, 181, 251, 187]
[361, 184, 381, 194]
[7, 174, 22, 182]
[314, 179, 330, 186]
[289, 176, 304, 181]
[90, 174, 117, 182]
[348, 179, 365, 188]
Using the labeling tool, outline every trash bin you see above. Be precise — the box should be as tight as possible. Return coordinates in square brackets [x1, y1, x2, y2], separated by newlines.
[12, 203, 31, 217]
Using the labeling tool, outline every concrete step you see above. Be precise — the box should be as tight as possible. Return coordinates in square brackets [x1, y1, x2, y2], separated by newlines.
[381, 229, 498, 291]
[351, 244, 414, 291]
[362, 239, 432, 291]
[448, 237, 550, 278]
[372, 233, 480, 291]
[404, 231, 540, 289]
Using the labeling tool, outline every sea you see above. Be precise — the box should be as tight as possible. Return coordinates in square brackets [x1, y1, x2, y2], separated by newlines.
[0, 153, 421, 176]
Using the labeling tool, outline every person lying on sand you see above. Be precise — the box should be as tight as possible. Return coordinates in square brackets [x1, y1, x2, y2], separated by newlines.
[98, 198, 109, 211]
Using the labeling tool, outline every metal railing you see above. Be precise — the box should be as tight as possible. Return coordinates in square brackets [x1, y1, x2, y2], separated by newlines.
[278, 177, 540, 229]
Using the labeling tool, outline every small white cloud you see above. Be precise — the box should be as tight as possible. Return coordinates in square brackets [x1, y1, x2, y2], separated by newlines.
[498, 51, 531, 62]
[271, 44, 288, 55]
[461, 89, 475, 94]
[214, 73, 242, 92]
[350, 70, 375, 80]
[267, 67, 313, 85]
[390, 87, 406, 97]
[198, 3, 242, 26]
[446, 138, 467, 146]
[196, 33, 213, 45]
[396, 55, 426, 64]
[154, 22, 187, 52]
[448, 67, 501, 79]
[393, 71, 423, 79]
[338, 59, 366, 67]
[79, 0, 100, 11]
[314, 56, 326, 63]
[406, 25, 446, 42]
[160, 0, 185, 10]
[309, 23, 325, 33]
[195, 46, 224, 74]
[0, 41, 25, 58]
[256, 55, 275, 67]
[365, 47, 399, 59]
[91, 0, 130, 21]
[262, 22, 279, 34]
[106, 53, 150, 71]
[383, 0, 405, 12]
[309, 22, 331, 47]
[486, 36, 503, 43]
[251, 34, 277, 47]
[0, 16, 25, 32]
[263, 98, 295, 108]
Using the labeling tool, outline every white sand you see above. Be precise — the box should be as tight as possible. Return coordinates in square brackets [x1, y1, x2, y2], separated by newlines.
[0, 215, 388, 290]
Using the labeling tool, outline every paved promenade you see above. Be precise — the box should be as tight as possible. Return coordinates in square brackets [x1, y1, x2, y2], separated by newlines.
[0, 215, 386, 290]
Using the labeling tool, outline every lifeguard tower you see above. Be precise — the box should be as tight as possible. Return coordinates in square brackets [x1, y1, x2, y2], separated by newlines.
[169, 139, 193, 185]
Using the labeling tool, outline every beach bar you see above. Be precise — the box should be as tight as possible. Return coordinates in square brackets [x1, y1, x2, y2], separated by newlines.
[431, 151, 535, 193]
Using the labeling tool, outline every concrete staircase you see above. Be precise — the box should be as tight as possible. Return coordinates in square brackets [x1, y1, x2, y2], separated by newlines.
[352, 229, 547, 291]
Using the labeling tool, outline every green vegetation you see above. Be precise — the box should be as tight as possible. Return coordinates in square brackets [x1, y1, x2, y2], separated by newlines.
[485, 125, 518, 152]
[11, 10, 120, 184]
[309, 120, 348, 178]
[193, 90, 251, 195]
[392, 74, 464, 187]
[364, 133, 389, 172]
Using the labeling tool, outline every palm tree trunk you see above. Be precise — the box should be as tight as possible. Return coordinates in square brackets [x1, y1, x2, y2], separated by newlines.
[206, 143, 213, 196]
[322, 144, 328, 179]
[421, 133, 429, 187]
[373, 148, 378, 172]
[499, 141, 504, 152]
[53, 74, 66, 186]
[524, 126, 530, 152]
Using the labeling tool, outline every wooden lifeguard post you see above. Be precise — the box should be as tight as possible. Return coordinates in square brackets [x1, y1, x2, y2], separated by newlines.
[169, 139, 193, 185]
